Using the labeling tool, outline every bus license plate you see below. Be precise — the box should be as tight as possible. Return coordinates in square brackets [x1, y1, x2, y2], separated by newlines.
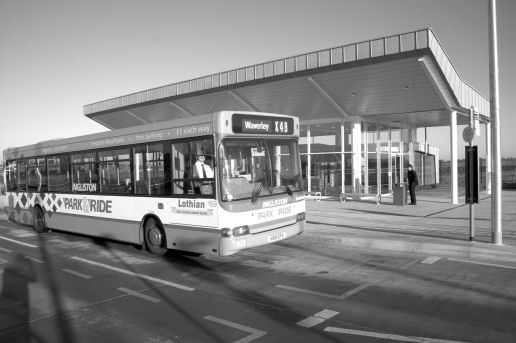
[268, 232, 286, 243]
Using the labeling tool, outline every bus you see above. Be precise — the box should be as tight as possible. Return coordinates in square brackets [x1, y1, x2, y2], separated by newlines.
[2, 111, 305, 256]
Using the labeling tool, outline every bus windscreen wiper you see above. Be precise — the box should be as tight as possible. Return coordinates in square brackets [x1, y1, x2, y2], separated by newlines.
[272, 169, 293, 196]
[251, 182, 263, 203]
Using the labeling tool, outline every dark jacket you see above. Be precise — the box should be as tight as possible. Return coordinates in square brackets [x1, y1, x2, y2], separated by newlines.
[407, 169, 418, 186]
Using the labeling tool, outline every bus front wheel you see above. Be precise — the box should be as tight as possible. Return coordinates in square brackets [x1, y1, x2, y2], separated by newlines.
[33, 206, 48, 233]
[144, 217, 167, 256]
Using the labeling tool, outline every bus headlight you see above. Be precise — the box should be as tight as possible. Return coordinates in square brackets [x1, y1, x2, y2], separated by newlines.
[296, 212, 305, 222]
[233, 225, 250, 236]
[221, 225, 250, 237]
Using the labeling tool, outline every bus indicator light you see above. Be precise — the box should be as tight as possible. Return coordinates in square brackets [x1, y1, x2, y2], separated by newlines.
[221, 225, 250, 237]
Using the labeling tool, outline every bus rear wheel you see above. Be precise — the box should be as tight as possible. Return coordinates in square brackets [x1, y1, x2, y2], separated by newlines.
[33, 206, 48, 233]
[144, 217, 167, 256]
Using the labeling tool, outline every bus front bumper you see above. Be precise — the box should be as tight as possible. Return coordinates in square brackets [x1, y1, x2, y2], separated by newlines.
[219, 219, 305, 256]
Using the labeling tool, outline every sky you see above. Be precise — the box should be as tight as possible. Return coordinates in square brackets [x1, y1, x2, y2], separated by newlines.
[1, 0, 515, 161]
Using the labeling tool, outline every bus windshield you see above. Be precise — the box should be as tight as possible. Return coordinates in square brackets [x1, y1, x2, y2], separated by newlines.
[219, 138, 302, 202]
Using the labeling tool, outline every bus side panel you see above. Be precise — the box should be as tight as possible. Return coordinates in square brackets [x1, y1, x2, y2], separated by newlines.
[4, 192, 32, 225]
[5, 191, 145, 243]
[163, 225, 220, 255]
[5, 191, 222, 252]
[161, 198, 220, 255]
[46, 212, 141, 244]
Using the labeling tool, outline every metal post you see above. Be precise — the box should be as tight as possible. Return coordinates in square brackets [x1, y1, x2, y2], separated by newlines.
[341, 122, 345, 195]
[489, 0, 502, 245]
[450, 111, 459, 204]
[388, 128, 392, 192]
[364, 123, 369, 193]
[485, 122, 491, 194]
[377, 121, 381, 202]
[470, 153, 475, 241]
[352, 121, 362, 193]
[469, 109, 475, 241]
[466, 142, 475, 241]
[307, 124, 311, 194]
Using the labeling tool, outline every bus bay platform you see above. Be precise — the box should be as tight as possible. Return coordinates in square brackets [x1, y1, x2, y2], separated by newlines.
[303, 188, 516, 264]
[1, 189, 515, 263]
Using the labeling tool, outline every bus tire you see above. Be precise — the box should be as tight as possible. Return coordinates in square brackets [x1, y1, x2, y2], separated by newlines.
[33, 206, 48, 233]
[144, 217, 167, 256]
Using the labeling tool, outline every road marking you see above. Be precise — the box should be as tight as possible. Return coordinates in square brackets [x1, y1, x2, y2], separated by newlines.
[0, 247, 13, 253]
[204, 315, 266, 343]
[421, 256, 441, 264]
[62, 268, 92, 279]
[297, 309, 339, 328]
[15, 232, 37, 238]
[181, 270, 236, 279]
[339, 283, 371, 299]
[276, 283, 369, 300]
[0, 235, 37, 248]
[70, 256, 195, 291]
[0, 258, 7, 264]
[324, 327, 469, 342]
[25, 256, 44, 264]
[118, 287, 161, 303]
[447, 258, 516, 270]
[276, 284, 342, 299]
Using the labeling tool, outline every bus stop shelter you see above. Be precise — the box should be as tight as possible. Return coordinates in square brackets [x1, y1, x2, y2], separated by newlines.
[84, 28, 490, 204]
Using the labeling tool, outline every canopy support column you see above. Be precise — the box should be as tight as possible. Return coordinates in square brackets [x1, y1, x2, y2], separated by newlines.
[450, 111, 459, 204]
[352, 121, 362, 193]
[485, 122, 492, 195]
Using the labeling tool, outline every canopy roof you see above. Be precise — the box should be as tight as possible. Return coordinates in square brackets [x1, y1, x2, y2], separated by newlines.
[84, 28, 489, 130]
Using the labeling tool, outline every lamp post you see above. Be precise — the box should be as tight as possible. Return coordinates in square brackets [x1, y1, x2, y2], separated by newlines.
[488, 0, 502, 245]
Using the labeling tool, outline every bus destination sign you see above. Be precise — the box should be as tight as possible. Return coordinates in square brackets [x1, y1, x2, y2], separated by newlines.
[232, 114, 294, 135]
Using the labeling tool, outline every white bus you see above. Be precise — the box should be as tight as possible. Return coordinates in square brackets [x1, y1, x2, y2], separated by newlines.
[3, 111, 305, 256]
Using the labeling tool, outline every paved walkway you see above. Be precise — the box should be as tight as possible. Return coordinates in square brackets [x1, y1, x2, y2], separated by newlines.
[305, 188, 516, 263]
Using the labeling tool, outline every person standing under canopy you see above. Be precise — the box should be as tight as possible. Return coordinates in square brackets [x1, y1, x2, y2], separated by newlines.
[407, 164, 418, 205]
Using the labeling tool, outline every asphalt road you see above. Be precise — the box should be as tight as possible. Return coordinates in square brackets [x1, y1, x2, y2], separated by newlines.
[1, 218, 516, 343]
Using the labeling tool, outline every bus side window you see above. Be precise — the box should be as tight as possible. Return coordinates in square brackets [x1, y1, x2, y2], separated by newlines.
[146, 143, 169, 196]
[27, 159, 38, 192]
[38, 158, 47, 192]
[6, 161, 18, 192]
[17, 160, 27, 192]
[171, 142, 192, 195]
[71, 152, 98, 193]
[99, 148, 131, 194]
[133, 145, 148, 195]
[190, 138, 215, 195]
[48, 155, 70, 192]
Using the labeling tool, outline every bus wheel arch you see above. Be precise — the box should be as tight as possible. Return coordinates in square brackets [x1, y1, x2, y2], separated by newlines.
[142, 215, 168, 256]
[33, 205, 48, 233]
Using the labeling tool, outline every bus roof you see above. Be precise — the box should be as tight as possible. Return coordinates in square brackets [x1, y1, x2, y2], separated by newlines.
[3, 111, 298, 160]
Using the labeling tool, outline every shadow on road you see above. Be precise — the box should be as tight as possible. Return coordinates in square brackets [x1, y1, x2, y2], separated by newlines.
[0, 254, 36, 343]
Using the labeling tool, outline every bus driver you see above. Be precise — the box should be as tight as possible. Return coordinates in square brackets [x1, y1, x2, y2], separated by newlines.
[193, 153, 214, 194]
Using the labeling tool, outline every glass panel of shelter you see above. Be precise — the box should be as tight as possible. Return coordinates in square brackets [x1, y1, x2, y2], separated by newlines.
[299, 120, 414, 197]
[307, 122, 343, 196]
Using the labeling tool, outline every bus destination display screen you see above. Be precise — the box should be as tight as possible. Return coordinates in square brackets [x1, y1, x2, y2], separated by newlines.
[232, 114, 294, 135]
